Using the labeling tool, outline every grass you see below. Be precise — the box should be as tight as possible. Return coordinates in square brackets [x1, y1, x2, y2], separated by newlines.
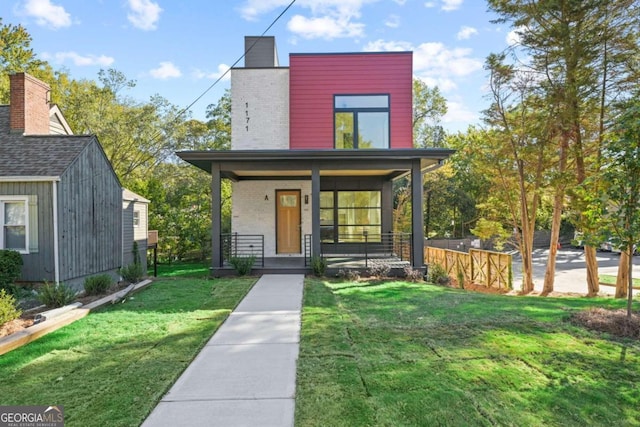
[295, 279, 640, 426]
[600, 274, 640, 289]
[148, 259, 211, 278]
[0, 276, 256, 427]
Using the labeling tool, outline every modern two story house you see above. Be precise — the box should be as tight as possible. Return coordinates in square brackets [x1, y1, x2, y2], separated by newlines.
[178, 37, 453, 274]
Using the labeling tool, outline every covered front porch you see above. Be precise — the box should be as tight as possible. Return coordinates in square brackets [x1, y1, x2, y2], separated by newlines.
[176, 149, 454, 275]
[220, 231, 412, 275]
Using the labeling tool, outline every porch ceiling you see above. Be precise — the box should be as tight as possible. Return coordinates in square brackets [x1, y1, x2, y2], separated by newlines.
[177, 148, 455, 180]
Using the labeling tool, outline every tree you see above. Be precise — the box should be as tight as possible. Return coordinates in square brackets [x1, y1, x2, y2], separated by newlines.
[205, 89, 231, 150]
[413, 78, 447, 148]
[0, 18, 47, 102]
[598, 99, 640, 316]
[57, 69, 187, 183]
[394, 79, 449, 234]
[488, 0, 640, 295]
[480, 53, 556, 293]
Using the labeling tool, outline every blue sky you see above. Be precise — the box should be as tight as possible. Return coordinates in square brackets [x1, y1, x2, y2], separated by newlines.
[3, 0, 519, 132]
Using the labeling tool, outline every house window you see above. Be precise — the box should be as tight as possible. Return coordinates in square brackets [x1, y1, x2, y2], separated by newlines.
[1, 197, 28, 253]
[133, 211, 140, 228]
[334, 95, 389, 149]
[320, 191, 381, 243]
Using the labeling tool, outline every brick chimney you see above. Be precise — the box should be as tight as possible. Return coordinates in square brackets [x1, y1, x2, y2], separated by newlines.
[9, 72, 51, 135]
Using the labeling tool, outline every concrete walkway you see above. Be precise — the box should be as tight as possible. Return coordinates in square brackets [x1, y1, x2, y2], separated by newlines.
[143, 274, 304, 427]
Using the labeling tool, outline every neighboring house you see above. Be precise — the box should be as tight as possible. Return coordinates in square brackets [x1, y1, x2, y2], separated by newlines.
[122, 188, 149, 268]
[0, 73, 147, 287]
[178, 37, 454, 274]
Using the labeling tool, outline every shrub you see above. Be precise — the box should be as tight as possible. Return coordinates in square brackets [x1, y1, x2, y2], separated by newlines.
[403, 266, 424, 283]
[37, 282, 76, 308]
[427, 263, 450, 286]
[0, 249, 23, 293]
[337, 269, 360, 282]
[132, 241, 141, 266]
[229, 256, 256, 276]
[368, 262, 391, 279]
[310, 255, 327, 277]
[0, 288, 22, 325]
[456, 268, 465, 289]
[120, 263, 145, 283]
[84, 274, 113, 295]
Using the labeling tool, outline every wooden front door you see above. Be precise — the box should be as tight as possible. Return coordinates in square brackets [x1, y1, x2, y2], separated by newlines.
[276, 190, 301, 254]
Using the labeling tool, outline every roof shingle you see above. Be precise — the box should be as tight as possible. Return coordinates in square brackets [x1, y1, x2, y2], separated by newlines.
[0, 106, 94, 177]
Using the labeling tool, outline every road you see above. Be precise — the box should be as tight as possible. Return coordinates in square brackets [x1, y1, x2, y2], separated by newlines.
[511, 248, 640, 295]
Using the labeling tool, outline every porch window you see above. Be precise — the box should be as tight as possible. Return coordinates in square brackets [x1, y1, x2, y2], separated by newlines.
[1, 197, 28, 253]
[334, 95, 389, 149]
[320, 191, 381, 243]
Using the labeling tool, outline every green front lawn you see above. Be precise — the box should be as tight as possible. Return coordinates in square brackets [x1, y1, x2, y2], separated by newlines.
[295, 279, 640, 426]
[0, 276, 256, 427]
[148, 259, 211, 278]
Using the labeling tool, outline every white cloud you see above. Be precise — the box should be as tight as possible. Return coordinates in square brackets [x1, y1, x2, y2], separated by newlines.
[424, 1, 436, 7]
[413, 42, 483, 77]
[506, 27, 523, 46]
[239, 0, 291, 21]
[416, 75, 458, 92]
[364, 39, 482, 94]
[51, 51, 114, 66]
[287, 14, 365, 39]
[457, 26, 478, 40]
[193, 64, 231, 81]
[392, 0, 407, 5]
[443, 100, 478, 124]
[363, 39, 412, 51]
[127, 0, 162, 31]
[385, 14, 400, 28]
[149, 62, 181, 79]
[21, 0, 71, 29]
[240, 0, 374, 40]
[442, 0, 463, 11]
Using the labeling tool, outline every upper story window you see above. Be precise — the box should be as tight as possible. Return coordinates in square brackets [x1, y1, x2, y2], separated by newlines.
[334, 95, 389, 149]
[133, 211, 140, 228]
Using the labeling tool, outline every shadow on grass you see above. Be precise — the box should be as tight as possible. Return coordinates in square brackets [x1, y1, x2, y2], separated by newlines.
[296, 279, 640, 427]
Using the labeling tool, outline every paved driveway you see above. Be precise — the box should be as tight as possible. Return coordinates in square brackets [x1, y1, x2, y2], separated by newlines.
[511, 248, 640, 295]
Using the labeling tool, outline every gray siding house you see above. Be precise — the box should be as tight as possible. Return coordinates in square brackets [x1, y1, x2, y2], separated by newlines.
[0, 73, 125, 287]
[122, 188, 149, 268]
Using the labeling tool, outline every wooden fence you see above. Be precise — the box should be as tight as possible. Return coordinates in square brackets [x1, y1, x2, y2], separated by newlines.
[425, 247, 512, 290]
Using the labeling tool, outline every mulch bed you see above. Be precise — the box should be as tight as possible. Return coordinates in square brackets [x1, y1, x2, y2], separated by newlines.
[571, 308, 640, 340]
[456, 283, 639, 340]
[0, 281, 133, 339]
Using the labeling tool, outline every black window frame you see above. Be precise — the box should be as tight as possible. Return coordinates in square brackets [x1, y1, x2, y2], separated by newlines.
[320, 190, 382, 243]
[333, 94, 390, 149]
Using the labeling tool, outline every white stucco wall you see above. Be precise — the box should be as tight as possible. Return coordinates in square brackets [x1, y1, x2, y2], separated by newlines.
[231, 68, 289, 150]
[232, 180, 312, 257]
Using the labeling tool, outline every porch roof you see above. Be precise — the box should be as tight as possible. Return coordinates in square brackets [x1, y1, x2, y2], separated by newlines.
[176, 148, 454, 180]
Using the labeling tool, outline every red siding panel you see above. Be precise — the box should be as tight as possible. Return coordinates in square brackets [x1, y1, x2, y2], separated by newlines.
[290, 53, 413, 149]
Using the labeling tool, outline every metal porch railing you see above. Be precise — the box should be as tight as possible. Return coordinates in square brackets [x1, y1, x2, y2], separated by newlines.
[220, 233, 265, 267]
[307, 232, 412, 268]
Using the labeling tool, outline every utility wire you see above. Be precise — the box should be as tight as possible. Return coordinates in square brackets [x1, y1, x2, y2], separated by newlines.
[147, 0, 298, 149]
[99, 0, 297, 175]
[177, 0, 298, 117]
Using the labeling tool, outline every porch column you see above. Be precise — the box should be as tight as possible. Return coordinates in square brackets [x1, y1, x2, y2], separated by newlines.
[311, 164, 321, 257]
[382, 180, 393, 234]
[411, 159, 425, 268]
[211, 162, 222, 271]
